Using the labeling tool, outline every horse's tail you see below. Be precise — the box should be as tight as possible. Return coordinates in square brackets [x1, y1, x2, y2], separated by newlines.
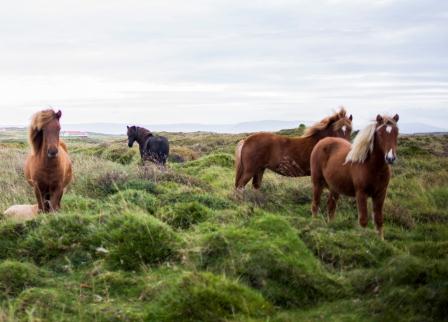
[60, 140, 68, 152]
[235, 139, 245, 188]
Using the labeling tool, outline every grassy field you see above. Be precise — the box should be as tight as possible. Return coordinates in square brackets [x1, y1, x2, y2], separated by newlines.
[0, 128, 447, 321]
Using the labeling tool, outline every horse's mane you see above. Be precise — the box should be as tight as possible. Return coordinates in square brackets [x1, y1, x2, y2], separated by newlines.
[345, 116, 398, 164]
[303, 107, 349, 138]
[29, 109, 59, 154]
[136, 126, 153, 139]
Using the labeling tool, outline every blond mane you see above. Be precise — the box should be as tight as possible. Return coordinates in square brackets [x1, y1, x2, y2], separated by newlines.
[29, 109, 59, 154]
[345, 116, 398, 164]
[303, 107, 350, 138]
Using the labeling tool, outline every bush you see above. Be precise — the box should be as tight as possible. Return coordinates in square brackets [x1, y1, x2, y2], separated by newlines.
[102, 146, 137, 165]
[0, 221, 31, 259]
[299, 226, 396, 270]
[158, 201, 211, 229]
[101, 213, 182, 270]
[351, 256, 448, 321]
[108, 189, 158, 214]
[15, 287, 73, 320]
[0, 261, 40, 297]
[161, 191, 232, 210]
[21, 213, 98, 266]
[146, 272, 272, 321]
[197, 215, 343, 308]
[183, 153, 234, 172]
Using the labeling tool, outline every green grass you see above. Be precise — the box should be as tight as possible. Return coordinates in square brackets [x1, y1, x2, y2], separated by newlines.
[0, 130, 447, 321]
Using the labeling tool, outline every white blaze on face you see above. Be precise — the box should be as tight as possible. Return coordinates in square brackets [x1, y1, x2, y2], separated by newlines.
[386, 126, 393, 134]
[386, 149, 394, 159]
[342, 125, 347, 134]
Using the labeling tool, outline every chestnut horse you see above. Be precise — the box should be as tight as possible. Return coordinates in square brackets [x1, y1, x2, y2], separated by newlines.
[310, 114, 399, 240]
[24, 110, 73, 212]
[235, 108, 353, 189]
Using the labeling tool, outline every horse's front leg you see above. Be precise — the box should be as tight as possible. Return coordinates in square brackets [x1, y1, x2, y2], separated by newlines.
[356, 191, 368, 228]
[33, 186, 45, 212]
[373, 192, 386, 241]
[49, 187, 64, 212]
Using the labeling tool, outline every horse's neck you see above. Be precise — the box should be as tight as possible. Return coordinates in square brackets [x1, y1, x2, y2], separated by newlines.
[367, 139, 388, 168]
[136, 128, 151, 151]
[294, 134, 320, 151]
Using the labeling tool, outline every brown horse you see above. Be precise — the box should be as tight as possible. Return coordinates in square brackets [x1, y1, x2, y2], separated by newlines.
[310, 114, 399, 240]
[24, 109, 73, 212]
[235, 108, 353, 189]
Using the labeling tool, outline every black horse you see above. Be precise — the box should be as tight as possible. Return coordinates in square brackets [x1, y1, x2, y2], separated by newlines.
[126, 126, 169, 165]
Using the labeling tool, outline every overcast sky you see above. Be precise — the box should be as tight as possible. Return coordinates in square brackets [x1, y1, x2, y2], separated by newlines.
[1, 0, 447, 128]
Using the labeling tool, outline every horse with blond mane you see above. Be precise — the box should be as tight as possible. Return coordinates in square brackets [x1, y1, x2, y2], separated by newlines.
[24, 109, 73, 212]
[310, 114, 399, 239]
[235, 108, 353, 189]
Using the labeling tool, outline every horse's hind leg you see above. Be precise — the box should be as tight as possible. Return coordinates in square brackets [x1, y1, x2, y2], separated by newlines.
[252, 169, 265, 190]
[311, 183, 323, 217]
[327, 190, 339, 221]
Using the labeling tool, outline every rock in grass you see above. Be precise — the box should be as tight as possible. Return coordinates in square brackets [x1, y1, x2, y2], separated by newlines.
[0, 260, 40, 297]
[3, 204, 38, 222]
[146, 271, 272, 321]
[102, 213, 182, 271]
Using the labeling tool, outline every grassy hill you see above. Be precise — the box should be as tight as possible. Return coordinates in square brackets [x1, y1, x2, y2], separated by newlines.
[0, 129, 447, 321]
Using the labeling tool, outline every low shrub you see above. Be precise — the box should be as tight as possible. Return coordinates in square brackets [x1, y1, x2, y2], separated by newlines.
[101, 213, 182, 271]
[21, 213, 98, 266]
[108, 189, 158, 214]
[0, 261, 40, 297]
[197, 214, 343, 308]
[145, 271, 272, 321]
[158, 201, 212, 229]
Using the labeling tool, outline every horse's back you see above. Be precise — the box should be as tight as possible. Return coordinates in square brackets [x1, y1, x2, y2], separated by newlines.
[242, 132, 290, 160]
[146, 135, 169, 163]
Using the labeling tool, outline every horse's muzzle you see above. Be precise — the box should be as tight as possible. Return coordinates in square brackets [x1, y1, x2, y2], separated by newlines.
[47, 148, 59, 159]
[385, 156, 396, 165]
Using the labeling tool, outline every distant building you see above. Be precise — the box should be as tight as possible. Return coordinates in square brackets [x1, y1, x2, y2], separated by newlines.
[61, 130, 88, 138]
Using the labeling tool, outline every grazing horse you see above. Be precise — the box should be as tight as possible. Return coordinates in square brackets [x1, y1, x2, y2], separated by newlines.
[235, 108, 353, 189]
[24, 110, 73, 212]
[310, 114, 399, 240]
[126, 126, 169, 165]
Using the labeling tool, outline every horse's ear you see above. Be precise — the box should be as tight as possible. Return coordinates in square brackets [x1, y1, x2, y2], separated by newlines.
[393, 114, 399, 123]
[349, 114, 353, 121]
[376, 115, 383, 123]
[127, 126, 129, 130]
[56, 110, 62, 119]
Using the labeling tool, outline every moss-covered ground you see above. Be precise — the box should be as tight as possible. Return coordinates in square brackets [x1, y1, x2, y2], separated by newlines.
[0, 130, 447, 321]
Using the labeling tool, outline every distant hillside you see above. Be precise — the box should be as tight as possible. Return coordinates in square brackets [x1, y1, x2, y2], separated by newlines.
[1, 121, 446, 135]
[59, 121, 448, 135]
[60, 121, 304, 135]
